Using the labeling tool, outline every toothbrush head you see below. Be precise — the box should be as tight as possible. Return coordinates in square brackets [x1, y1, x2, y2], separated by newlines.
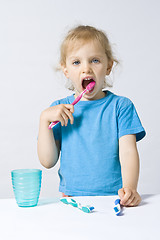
[86, 81, 95, 92]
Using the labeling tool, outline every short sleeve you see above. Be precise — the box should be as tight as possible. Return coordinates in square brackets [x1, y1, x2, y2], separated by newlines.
[117, 98, 146, 142]
[50, 100, 62, 141]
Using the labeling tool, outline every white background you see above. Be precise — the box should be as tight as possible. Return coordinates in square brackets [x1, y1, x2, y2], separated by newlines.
[0, 0, 160, 199]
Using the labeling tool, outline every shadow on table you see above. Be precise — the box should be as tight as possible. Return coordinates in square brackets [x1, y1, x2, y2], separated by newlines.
[37, 198, 60, 207]
[140, 194, 156, 206]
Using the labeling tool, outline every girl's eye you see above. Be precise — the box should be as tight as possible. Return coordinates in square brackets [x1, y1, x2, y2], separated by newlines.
[73, 60, 80, 65]
[92, 59, 100, 63]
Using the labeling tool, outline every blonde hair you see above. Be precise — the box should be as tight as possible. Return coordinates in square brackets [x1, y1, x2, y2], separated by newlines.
[58, 25, 120, 90]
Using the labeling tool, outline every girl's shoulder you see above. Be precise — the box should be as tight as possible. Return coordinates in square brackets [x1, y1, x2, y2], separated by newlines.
[109, 91, 134, 108]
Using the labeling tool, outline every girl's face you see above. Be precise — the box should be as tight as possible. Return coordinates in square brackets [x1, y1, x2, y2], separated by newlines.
[62, 40, 113, 100]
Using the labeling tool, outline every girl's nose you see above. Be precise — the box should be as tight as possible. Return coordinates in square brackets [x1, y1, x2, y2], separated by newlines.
[82, 62, 92, 74]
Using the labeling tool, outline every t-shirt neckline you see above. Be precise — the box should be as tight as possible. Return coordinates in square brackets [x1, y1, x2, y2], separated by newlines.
[67, 90, 112, 105]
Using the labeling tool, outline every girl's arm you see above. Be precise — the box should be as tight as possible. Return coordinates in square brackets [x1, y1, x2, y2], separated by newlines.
[118, 134, 141, 206]
[37, 104, 74, 168]
[37, 115, 60, 168]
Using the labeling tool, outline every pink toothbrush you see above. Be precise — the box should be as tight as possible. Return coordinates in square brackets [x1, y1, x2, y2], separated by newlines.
[48, 81, 95, 129]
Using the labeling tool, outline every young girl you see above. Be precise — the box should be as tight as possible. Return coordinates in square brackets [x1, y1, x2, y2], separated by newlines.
[37, 25, 146, 207]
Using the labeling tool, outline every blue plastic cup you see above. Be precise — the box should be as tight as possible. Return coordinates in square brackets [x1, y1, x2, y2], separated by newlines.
[11, 169, 42, 207]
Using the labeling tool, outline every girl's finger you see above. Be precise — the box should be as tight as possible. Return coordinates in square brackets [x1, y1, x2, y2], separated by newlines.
[125, 195, 135, 206]
[126, 192, 141, 207]
[128, 197, 138, 207]
[134, 198, 141, 206]
[61, 113, 68, 126]
[130, 195, 141, 207]
[64, 104, 74, 113]
[120, 188, 132, 205]
[58, 113, 67, 126]
[64, 108, 74, 124]
[118, 188, 125, 200]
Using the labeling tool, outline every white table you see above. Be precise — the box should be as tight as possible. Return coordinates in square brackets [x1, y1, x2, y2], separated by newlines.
[0, 194, 159, 240]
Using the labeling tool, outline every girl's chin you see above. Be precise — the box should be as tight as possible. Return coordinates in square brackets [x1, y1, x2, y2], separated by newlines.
[83, 93, 98, 101]
[86, 90, 106, 100]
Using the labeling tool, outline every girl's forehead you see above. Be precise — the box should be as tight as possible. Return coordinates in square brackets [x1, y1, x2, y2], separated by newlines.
[66, 39, 105, 56]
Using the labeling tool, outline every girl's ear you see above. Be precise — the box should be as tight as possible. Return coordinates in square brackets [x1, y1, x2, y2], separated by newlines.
[106, 60, 113, 75]
[61, 64, 69, 78]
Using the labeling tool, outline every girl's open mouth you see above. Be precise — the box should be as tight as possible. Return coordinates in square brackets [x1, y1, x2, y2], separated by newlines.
[82, 78, 95, 92]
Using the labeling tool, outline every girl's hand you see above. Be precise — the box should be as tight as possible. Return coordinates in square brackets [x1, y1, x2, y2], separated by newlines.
[118, 187, 141, 207]
[41, 104, 74, 126]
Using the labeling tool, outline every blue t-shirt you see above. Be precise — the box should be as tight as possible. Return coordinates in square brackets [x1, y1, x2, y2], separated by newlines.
[50, 91, 146, 196]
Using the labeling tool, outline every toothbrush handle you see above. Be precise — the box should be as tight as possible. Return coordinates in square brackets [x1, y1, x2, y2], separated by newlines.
[48, 89, 87, 129]
[71, 89, 87, 105]
[48, 120, 59, 129]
